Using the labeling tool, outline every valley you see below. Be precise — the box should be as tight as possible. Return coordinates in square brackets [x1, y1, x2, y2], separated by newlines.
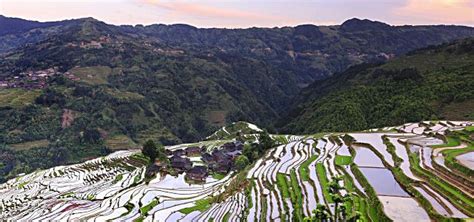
[1, 121, 473, 221]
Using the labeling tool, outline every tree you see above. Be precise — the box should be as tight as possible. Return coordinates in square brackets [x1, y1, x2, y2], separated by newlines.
[52, 147, 68, 164]
[350, 211, 362, 221]
[315, 204, 329, 221]
[234, 155, 250, 171]
[339, 204, 347, 221]
[242, 143, 258, 162]
[305, 204, 330, 221]
[142, 140, 158, 163]
[236, 131, 245, 143]
[259, 130, 275, 151]
[83, 128, 102, 143]
[331, 193, 343, 222]
[328, 177, 343, 222]
[155, 142, 167, 162]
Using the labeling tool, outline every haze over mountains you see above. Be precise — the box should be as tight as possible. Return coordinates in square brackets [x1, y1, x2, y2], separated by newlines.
[0, 15, 473, 182]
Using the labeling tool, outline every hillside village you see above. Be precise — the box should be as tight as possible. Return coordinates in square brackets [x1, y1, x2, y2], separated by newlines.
[0, 68, 59, 89]
[149, 141, 244, 182]
[0, 67, 83, 89]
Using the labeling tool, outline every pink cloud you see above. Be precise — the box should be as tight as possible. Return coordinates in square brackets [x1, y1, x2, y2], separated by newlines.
[140, 0, 286, 22]
[394, 0, 474, 25]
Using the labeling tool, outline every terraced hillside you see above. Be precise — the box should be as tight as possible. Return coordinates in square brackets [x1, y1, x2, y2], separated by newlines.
[0, 121, 473, 221]
[206, 121, 263, 140]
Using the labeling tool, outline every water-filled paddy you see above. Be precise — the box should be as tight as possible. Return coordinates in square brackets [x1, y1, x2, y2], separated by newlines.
[359, 167, 409, 197]
[350, 133, 395, 167]
[455, 152, 474, 170]
[336, 143, 351, 156]
[378, 196, 430, 222]
[415, 185, 468, 218]
[414, 186, 450, 216]
[422, 147, 433, 168]
[353, 146, 384, 167]
[387, 137, 419, 180]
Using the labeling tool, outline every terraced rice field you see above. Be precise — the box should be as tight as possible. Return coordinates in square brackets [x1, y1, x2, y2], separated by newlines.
[1, 121, 473, 221]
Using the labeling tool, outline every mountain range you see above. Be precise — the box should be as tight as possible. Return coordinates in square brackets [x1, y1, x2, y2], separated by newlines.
[0, 15, 473, 182]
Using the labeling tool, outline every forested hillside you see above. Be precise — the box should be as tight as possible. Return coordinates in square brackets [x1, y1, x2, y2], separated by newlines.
[2, 17, 474, 83]
[0, 16, 473, 182]
[279, 38, 474, 134]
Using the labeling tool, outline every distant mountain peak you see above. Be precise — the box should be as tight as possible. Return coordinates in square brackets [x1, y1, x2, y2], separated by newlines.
[77, 17, 98, 21]
[61, 17, 121, 40]
[0, 15, 64, 36]
[340, 18, 391, 32]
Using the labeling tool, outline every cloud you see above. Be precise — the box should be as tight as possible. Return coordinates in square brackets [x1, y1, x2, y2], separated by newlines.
[394, 0, 474, 25]
[141, 0, 283, 21]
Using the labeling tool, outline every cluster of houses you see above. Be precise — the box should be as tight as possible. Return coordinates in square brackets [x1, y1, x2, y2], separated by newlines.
[0, 66, 87, 90]
[150, 141, 244, 182]
[0, 68, 61, 89]
[65, 36, 112, 49]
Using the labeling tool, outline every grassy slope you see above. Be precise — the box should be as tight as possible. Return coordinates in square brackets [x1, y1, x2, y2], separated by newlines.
[179, 199, 212, 214]
[105, 135, 138, 150]
[140, 199, 159, 215]
[69, 66, 112, 85]
[335, 155, 353, 166]
[439, 131, 474, 180]
[290, 169, 304, 221]
[315, 163, 333, 204]
[9, 139, 50, 151]
[0, 88, 41, 108]
[443, 145, 473, 175]
[299, 155, 318, 181]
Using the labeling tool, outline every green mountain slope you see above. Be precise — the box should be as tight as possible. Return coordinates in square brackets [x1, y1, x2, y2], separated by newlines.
[279, 38, 474, 134]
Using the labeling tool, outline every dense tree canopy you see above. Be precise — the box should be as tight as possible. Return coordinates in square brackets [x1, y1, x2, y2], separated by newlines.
[280, 38, 474, 134]
[142, 140, 158, 163]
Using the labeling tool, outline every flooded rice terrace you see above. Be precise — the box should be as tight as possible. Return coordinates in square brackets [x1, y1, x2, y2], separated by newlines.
[1, 121, 473, 221]
[359, 167, 409, 197]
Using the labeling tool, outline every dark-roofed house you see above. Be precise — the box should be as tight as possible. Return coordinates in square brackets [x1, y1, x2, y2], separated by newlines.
[201, 153, 214, 163]
[145, 164, 161, 178]
[235, 141, 244, 150]
[172, 149, 185, 157]
[209, 149, 232, 174]
[185, 166, 208, 181]
[214, 164, 230, 174]
[222, 142, 236, 150]
[170, 155, 192, 173]
[212, 149, 229, 162]
[185, 146, 201, 157]
[226, 150, 242, 159]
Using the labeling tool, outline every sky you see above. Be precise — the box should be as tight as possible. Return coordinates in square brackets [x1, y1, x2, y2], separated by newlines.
[0, 0, 473, 28]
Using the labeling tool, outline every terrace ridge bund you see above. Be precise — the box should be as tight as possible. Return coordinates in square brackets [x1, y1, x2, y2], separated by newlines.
[377, 194, 415, 198]
[357, 166, 387, 169]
